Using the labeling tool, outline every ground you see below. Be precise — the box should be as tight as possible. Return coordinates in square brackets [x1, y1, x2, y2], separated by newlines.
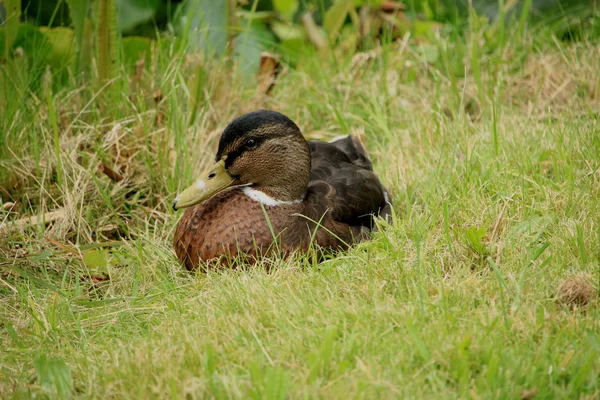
[0, 18, 599, 398]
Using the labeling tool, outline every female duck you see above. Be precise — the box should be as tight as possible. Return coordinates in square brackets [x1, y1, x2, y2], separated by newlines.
[172, 110, 391, 269]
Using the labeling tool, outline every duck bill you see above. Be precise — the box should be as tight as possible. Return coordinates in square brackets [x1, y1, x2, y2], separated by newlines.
[172, 159, 235, 211]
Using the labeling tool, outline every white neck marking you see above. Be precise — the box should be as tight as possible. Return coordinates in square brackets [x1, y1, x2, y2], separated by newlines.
[241, 187, 303, 206]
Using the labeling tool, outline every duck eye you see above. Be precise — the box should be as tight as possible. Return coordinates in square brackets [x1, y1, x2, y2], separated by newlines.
[244, 138, 257, 149]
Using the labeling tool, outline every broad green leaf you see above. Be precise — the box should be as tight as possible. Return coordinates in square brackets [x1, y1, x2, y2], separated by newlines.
[413, 20, 443, 37]
[179, 0, 228, 55]
[271, 21, 304, 41]
[273, 0, 299, 19]
[10, 23, 52, 53]
[237, 9, 276, 22]
[83, 249, 109, 269]
[233, 21, 276, 75]
[116, 0, 160, 33]
[39, 27, 76, 70]
[463, 225, 487, 255]
[122, 36, 152, 70]
[323, 0, 353, 39]
[0, 24, 52, 80]
[278, 37, 313, 66]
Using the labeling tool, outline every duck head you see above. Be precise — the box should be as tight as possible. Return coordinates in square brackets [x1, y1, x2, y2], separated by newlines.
[172, 110, 311, 210]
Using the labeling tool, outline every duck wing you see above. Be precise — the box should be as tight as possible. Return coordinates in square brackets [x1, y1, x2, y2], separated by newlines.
[307, 135, 391, 229]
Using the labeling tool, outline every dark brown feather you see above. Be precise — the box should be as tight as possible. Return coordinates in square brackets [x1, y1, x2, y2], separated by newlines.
[308, 138, 389, 228]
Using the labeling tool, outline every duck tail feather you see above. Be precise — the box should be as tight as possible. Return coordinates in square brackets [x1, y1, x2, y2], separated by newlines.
[328, 131, 373, 170]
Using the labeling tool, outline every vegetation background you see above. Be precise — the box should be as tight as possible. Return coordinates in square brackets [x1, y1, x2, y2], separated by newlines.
[1, 0, 599, 398]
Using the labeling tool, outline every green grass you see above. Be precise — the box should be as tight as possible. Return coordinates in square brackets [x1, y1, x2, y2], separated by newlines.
[1, 15, 600, 398]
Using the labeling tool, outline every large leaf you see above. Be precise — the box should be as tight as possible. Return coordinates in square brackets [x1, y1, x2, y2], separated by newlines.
[0, 24, 51, 116]
[38, 27, 76, 70]
[233, 21, 276, 75]
[83, 249, 109, 269]
[271, 21, 304, 41]
[0, 23, 51, 67]
[179, 0, 228, 55]
[463, 225, 488, 256]
[323, 0, 353, 39]
[273, 0, 299, 19]
[116, 0, 160, 33]
[122, 36, 152, 70]
[278, 37, 314, 66]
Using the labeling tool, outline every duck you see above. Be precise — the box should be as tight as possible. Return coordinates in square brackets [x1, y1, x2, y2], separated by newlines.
[172, 110, 391, 270]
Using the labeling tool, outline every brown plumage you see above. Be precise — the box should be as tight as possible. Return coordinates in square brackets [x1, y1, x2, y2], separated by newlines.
[172, 110, 391, 270]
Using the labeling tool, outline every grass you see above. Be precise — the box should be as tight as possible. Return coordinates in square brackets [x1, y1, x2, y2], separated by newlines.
[1, 12, 600, 398]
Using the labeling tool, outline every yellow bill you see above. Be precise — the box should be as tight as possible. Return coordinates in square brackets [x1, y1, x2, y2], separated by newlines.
[172, 159, 235, 210]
